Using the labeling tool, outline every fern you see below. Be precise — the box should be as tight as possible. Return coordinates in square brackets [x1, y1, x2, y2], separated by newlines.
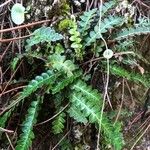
[68, 106, 88, 123]
[48, 54, 76, 77]
[0, 110, 12, 137]
[52, 111, 66, 134]
[115, 26, 150, 40]
[78, 8, 97, 35]
[69, 22, 83, 59]
[26, 27, 63, 50]
[20, 70, 60, 98]
[69, 80, 124, 149]
[110, 64, 150, 88]
[99, 1, 116, 16]
[78, 1, 116, 36]
[85, 16, 122, 46]
[2, 70, 60, 113]
[52, 71, 81, 94]
[15, 97, 41, 150]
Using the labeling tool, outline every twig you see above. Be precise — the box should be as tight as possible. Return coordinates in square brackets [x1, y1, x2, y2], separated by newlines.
[0, 19, 51, 33]
[130, 123, 150, 150]
[0, 127, 14, 133]
[5, 133, 15, 150]
[0, 34, 31, 43]
[0, 0, 12, 8]
[35, 103, 69, 126]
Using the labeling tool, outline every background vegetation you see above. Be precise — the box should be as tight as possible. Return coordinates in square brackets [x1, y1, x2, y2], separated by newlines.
[0, 0, 150, 149]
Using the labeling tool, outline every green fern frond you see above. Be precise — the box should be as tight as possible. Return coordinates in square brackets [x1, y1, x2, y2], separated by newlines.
[110, 64, 150, 88]
[69, 22, 83, 59]
[52, 111, 66, 134]
[2, 70, 60, 113]
[21, 70, 60, 98]
[0, 111, 11, 128]
[78, 8, 97, 35]
[48, 54, 76, 77]
[15, 97, 41, 150]
[115, 27, 150, 40]
[0, 110, 12, 137]
[99, 1, 116, 16]
[85, 16, 122, 46]
[69, 80, 124, 149]
[52, 71, 81, 94]
[26, 27, 63, 50]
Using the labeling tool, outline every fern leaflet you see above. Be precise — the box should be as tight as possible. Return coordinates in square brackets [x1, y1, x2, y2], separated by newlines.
[2, 70, 60, 113]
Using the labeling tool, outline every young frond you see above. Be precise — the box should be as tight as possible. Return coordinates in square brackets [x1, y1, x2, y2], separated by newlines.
[85, 16, 122, 46]
[15, 98, 41, 150]
[69, 22, 83, 59]
[115, 27, 150, 40]
[52, 111, 66, 134]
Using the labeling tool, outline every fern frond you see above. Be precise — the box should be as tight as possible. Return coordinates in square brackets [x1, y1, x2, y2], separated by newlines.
[0, 111, 11, 128]
[99, 1, 116, 16]
[69, 22, 83, 59]
[52, 71, 81, 94]
[69, 80, 124, 149]
[110, 64, 150, 88]
[115, 27, 150, 40]
[48, 54, 76, 77]
[78, 8, 97, 35]
[15, 97, 41, 150]
[52, 111, 66, 134]
[0, 111, 12, 137]
[3, 70, 60, 113]
[85, 16, 122, 46]
[26, 27, 63, 50]
[21, 70, 60, 98]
